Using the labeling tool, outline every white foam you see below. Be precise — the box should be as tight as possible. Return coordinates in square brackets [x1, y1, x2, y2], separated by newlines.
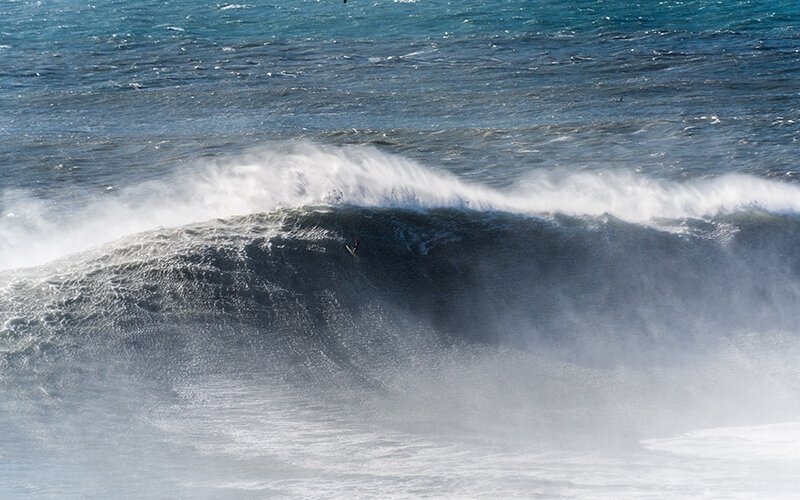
[2, 142, 800, 270]
[642, 422, 800, 461]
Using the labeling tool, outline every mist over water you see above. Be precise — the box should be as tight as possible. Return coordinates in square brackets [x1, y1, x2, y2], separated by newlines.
[3, 0, 800, 498]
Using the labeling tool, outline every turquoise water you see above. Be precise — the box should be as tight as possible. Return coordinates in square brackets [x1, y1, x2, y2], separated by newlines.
[2, 1, 800, 498]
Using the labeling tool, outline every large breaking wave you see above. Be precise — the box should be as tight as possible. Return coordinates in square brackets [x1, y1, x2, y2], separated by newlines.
[2, 143, 800, 497]
[3, 142, 800, 391]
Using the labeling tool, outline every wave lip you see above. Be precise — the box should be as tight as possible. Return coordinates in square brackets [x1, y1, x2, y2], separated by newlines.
[2, 142, 800, 270]
[512, 170, 800, 222]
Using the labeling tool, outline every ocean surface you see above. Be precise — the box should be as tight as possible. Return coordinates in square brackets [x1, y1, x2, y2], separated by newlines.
[2, 0, 800, 498]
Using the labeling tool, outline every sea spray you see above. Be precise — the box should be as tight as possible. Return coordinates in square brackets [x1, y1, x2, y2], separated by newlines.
[3, 142, 800, 270]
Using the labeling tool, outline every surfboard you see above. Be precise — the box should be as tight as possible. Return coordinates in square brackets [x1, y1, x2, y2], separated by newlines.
[346, 245, 357, 257]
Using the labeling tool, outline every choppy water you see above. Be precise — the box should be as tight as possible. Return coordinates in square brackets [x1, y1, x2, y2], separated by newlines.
[2, 1, 800, 498]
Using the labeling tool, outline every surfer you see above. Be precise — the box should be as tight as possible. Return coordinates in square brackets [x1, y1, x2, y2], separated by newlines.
[347, 238, 360, 256]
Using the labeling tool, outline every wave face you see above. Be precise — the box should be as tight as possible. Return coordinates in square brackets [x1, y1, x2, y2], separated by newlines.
[5, 202, 800, 363]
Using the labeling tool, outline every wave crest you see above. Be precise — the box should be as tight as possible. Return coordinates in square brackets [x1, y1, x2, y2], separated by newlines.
[2, 142, 799, 270]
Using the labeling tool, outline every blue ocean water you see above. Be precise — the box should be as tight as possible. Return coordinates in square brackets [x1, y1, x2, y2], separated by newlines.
[2, 1, 800, 498]
[3, 0, 799, 195]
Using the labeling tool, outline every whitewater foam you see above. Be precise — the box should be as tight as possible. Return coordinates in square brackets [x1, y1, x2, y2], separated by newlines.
[642, 422, 800, 461]
[2, 142, 799, 270]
